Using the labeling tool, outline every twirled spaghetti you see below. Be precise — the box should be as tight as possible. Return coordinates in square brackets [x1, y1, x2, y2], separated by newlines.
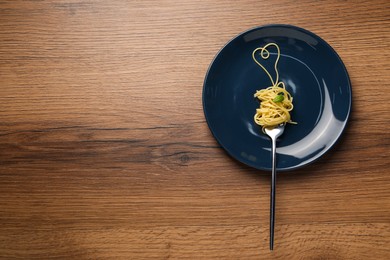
[252, 43, 296, 131]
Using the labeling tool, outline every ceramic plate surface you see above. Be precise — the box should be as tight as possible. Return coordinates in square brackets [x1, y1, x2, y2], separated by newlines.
[203, 24, 352, 171]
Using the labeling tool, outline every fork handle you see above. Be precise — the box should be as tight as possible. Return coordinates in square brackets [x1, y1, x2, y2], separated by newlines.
[270, 137, 277, 250]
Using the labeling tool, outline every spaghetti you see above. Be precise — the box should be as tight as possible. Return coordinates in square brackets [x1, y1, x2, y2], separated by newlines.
[252, 43, 296, 132]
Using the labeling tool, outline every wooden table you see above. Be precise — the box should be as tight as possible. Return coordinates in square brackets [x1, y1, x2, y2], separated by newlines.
[1, 1, 389, 259]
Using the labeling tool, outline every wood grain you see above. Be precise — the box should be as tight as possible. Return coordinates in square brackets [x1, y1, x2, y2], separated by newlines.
[1, 0, 389, 259]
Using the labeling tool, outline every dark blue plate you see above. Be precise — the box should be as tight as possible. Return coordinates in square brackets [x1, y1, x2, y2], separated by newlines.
[203, 24, 352, 171]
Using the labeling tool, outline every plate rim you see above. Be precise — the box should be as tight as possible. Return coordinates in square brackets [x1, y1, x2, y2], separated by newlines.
[202, 24, 352, 171]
